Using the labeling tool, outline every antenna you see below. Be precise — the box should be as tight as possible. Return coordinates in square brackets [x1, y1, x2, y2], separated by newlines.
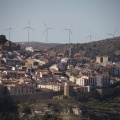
[107, 29, 117, 38]
[43, 22, 54, 43]
[23, 20, 34, 42]
[4, 23, 15, 41]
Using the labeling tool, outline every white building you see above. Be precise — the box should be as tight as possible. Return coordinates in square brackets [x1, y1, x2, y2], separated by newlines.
[76, 76, 96, 86]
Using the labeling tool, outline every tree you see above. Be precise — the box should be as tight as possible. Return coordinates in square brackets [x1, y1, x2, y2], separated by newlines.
[22, 106, 31, 114]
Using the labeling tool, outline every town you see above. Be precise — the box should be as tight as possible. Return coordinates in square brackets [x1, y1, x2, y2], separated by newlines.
[0, 34, 120, 99]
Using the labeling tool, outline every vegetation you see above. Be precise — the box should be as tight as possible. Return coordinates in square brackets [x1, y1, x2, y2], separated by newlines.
[22, 106, 32, 114]
[0, 95, 19, 120]
[49, 36, 120, 61]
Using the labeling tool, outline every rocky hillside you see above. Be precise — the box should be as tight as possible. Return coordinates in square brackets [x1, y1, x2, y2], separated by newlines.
[49, 36, 120, 61]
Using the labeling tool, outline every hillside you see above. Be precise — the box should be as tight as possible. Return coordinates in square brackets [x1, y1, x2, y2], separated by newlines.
[16, 41, 59, 50]
[49, 36, 120, 61]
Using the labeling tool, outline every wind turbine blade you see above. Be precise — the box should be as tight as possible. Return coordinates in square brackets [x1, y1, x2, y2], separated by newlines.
[107, 33, 113, 35]
[85, 36, 90, 39]
[4, 28, 9, 31]
[48, 28, 54, 29]
[43, 29, 47, 34]
[10, 28, 15, 32]
[30, 27, 35, 31]
[23, 27, 28, 30]
[89, 28, 91, 36]
[28, 20, 30, 26]
[114, 29, 117, 34]
[44, 22, 47, 28]
[69, 29, 73, 35]
[63, 28, 68, 30]
[70, 23, 73, 29]
[91, 35, 95, 38]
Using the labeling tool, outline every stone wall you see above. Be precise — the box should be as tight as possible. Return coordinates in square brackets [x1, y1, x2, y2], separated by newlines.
[9, 90, 64, 102]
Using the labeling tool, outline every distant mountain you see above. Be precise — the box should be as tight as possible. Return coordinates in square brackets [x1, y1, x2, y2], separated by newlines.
[15, 41, 60, 50]
[49, 36, 120, 61]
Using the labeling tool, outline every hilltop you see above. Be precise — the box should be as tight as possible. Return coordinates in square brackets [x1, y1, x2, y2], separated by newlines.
[15, 37, 120, 61]
[49, 36, 120, 61]
[16, 41, 59, 50]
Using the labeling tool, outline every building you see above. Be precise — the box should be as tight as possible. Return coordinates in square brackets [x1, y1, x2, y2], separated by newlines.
[64, 83, 73, 96]
[76, 76, 96, 86]
[76, 86, 90, 92]
[96, 56, 101, 63]
[102, 56, 108, 63]
[0, 84, 4, 94]
[25, 59, 39, 69]
[37, 83, 63, 91]
[3, 70, 25, 79]
[5, 83, 35, 95]
[96, 56, 109, 63]
[96, 74, 110, 87]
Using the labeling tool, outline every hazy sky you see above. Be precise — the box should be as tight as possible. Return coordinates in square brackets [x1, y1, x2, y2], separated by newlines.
[0, 0, 120, 43]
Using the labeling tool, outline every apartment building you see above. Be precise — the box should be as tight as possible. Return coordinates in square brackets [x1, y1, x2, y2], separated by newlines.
[5, 83, 35, 95]
[3, 70, 25, 79]
[96, 74, 110, 87]
[76, 76, 96, 86]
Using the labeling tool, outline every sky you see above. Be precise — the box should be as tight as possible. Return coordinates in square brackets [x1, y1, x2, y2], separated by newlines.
[0, 0, 120, 43]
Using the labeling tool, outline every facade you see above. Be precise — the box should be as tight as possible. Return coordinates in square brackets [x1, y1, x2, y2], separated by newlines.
[96, 56, 101, 63]
[25, 59, 39, 69]
[37, 83, 63, 91]
[4, 70, 25, 79]
[76, 76, 96, 86]
[6, 58, 21, 66]
[5, 84, 35, 95]
[64, 83, 73, 96]
[102, 56, 108, 63]
[96, 74, 110, 87]
[96, 56, 109, 63]
[76, 86, 90, 92]
[109, 66, 120, 77]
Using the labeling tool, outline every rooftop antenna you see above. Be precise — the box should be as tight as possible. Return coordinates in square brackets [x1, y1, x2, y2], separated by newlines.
[4, 22, 15, 41]
[43, 22, 54, 43]
[63, 24, 73, 58]
[23, 20, 34, 42]
[107, 29, 117, 38]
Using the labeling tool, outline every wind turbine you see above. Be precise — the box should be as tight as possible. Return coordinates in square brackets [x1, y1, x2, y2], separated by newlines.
[85, 29, 95, 43]
[43, 22, 54, 43]
[107, 29, 117, 38]
[23, 20, 34, 42]
[85, 29, 95, 59]
[63, 24, 73, 44]
[4, 24, 15, 41]
[63, 24, 73, 58]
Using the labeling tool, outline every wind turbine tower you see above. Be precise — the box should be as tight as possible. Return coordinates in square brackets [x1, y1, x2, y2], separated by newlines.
[86, 29, 95, 43]
[63, 24, 73, 58]
[63, 24, 73, 44]
[5, 25, 15, 41]
[43, 22, 54, 43]
[23, 20, 34, 42]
